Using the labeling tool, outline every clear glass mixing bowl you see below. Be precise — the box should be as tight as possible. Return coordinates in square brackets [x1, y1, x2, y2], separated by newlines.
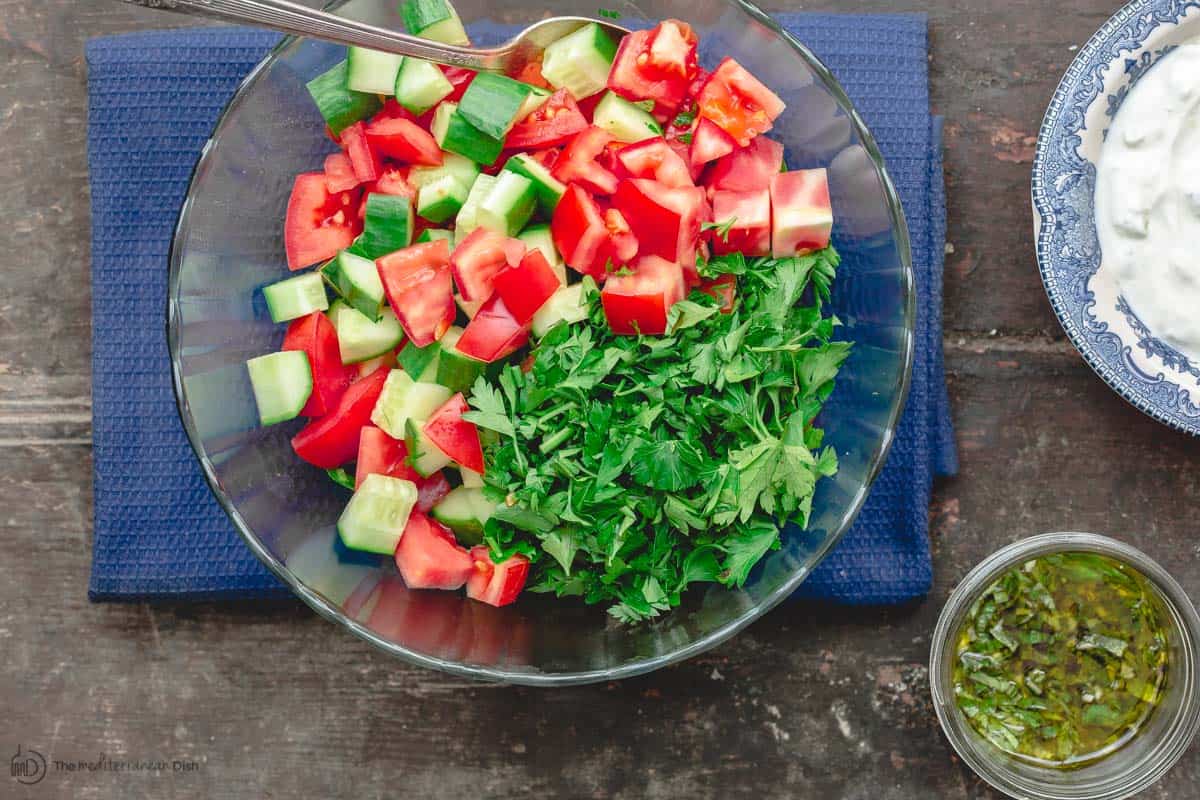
[168, 0, 915, 685]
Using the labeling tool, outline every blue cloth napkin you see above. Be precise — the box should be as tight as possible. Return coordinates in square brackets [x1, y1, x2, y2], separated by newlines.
[87, 14, 955, 603]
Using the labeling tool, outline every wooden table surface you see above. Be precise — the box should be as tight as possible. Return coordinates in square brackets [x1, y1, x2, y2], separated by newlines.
[3, 1, 1197, 798]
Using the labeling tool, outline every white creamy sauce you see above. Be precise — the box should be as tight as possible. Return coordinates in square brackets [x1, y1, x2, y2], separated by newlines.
[1095, 42, 1200, 360]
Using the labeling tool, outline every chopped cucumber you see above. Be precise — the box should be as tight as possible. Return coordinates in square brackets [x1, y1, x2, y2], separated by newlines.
[370, 369, 452, 439]
[405, 418, 454, 477]
[435, 326, 486, 393]
[531, 283, 589, 338]
[541, 23, 618, 100]
[454, 173, 499, 242]
[416, 228, 455, 245]
[394, 56, 454, 115]
[333, 304, 405, 364]
[246, 350, 312, 426]
[455, 294, 484, 319]
[397, 339, 441, 382]
[338, 473, 419, 555]
[349, 194, 413, 259]
[262, 271, 329, 323]
[416, 173, 471, 223]
[593, 91, 663, 143]
[459, 467, 485, 488]
[410, 152, 480, 190]
[321, 250, 385, 321]
[458, 73, 534, 140]
[516, 224, 567, 284]
[515, 86, 552, 122]
[346, 47, 404, 95]
[399, 0, 469, 45]
[431, 101, 504, 165]
[477, 171, 536, 236]
[430, 486, 495, 545]
[503, 153, 567, 215]
[306, 60, 382, 135]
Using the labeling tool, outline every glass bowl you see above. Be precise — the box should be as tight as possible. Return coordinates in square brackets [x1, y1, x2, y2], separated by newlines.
[168, 0, 915, 685]
[929, 533, 1200, 799]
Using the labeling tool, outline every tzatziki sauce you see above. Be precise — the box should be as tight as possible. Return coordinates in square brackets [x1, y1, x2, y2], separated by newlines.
[1095, 42, 1200, 360]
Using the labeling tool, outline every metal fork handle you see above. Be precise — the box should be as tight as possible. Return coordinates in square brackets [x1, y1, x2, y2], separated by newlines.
[120, 0, 496, 68]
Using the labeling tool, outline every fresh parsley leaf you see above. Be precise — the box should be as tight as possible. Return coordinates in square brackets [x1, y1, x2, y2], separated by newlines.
[326, 467, 356, 490]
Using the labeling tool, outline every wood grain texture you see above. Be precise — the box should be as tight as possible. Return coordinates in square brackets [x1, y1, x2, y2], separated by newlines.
[1, 2, 1198, 798]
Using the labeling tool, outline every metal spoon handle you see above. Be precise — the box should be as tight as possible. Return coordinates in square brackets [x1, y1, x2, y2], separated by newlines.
[119, 0, 491, 68]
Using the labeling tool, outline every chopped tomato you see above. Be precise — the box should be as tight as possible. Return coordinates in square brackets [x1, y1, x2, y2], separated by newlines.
[281, 311, 355, 417]
[493, 249, 562, 324]
[615, 139, 694, 188]
[604, 208, 639, 263]
[710, 188, 771, 256]
[395, 512, 475, 590]
[513, 59, 553, 90]
[323, 152, 361, 193]
[611, 178, 706, 270]
[466, 547, 530, 607]
[505, 88, 588, 149]
[607, 22, 698, 114]
[551, 184, 610, 279]
[451, 228, 510, 301]
[291, 366, 389, 469]
[339, 121, 382, 183]
[416, 470, 452, 513]
[422, 393, 485, 474]
[699, 275, 737, 313]
[284, 173, 362, 270]
[696, 58, 786, 147]
[503, 237, 527, 268]
[371, 98, 417, 123]
[376, 240, 455, 347]
[368, 165, 415, 198]
[529, 147, 561, 170]
[355, 425, 420, 488]
[689, 117, 737, 170]
[600, 255, 687, 335]
[456, 295, 530, 363]
[770, 169, 833, 257]
[703, 135, 784, 194]
[364, 117, 443, 166]
[441, 66, 476, 103]
[552, 127, 619, 195]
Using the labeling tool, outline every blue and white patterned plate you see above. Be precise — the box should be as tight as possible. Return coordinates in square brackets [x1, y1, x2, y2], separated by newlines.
[1033, 0, 1200, 436]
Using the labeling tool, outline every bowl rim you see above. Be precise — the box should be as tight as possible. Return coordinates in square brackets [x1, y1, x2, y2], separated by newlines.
[1031, 0, 1200, 438]
[166, 0, 917, 686]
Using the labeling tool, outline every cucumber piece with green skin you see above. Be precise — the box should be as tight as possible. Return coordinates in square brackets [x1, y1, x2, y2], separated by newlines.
[263, 271, 329, 323]
[397, 339, 441, 381]
[503, 153, 567, 216]
[454, 173, 499, 242]
[515, 86, 551, 123]
[516, 224, 567, 284]
[337, 473, 419, 555]
[593, 91, 664, 143]
[333, 305, 405, 364]
[430, 486, 495, 545]
[346, 47, 404, 95]
[459, 467, 485, 488]
[540, 23, 618, 100]
[394, 56, 454, 115]
[416, 174, 471, 224]
[370, 369, 453, 439]
[531, 283, 589, 338]
[477, 171, 536, 236]
[306, 60, 382, 136]
[410, 152, 480, 191]
[321, 250, 385, 321]
[457, 73, 534, 140]
[431, 101, 504, 165]
[416, 228, 455, 245]
[246, 350, 313, 426]
[399, 0, 470, 45]
[348, 194, 413, 259]
[435, 326, 486, 393]
[404, 418, 454, 477]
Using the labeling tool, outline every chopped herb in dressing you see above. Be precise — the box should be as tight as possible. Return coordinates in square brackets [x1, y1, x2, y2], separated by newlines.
[952, 552, 1168, 766]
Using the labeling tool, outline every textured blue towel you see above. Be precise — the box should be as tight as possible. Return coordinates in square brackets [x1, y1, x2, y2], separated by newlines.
[87, 14, 955, 603]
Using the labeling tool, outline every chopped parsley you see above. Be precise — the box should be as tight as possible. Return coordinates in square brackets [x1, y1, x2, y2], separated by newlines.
[702, 216, 738, 243]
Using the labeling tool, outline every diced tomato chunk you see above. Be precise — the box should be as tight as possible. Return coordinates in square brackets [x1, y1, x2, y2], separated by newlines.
[770, 169, 833, 257]
[551, 184, 611, 280]
[422, 393, 485, 474]
[604, 208, 639, 263]
[607, 22, 698, 114]
[355, 425, 420, 488]
[514, 59, 553, 90]
[699, 275, 737, 314]
[695, 58, 786, 147]
[284, 173, 362, 270]
[710, 188, 771, 256]
[616, 139, 694, 188]
[456, 295, 530, 363]
[493, 249, 562, 325]
[611, 178, 706, 269]
[395, 512, 475, 590]
[416, 470, 452, 513]
[364, 117, 443, 166]
[368, 166, 416, 198]
[600, 255, 687, 335]
[505, 88, 588, 149]
[371, 99, 417, 123]
[451, 228, 510, 301]
[282, 311, 355, 417]
[324, 152, 361, 193]
[376, 240, 455, 346]
[441, 66, 477, 103]
[339, 121, 382, 183]
[466, 546, 530, 607]
[553, 127, 619, 195]
[689, 117, 737, 170]
[703, 135, 785, 194]
[291, 366, 389, 469]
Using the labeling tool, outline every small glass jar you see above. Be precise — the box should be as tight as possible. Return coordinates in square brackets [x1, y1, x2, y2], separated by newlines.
[929, 532, 1200, 800]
